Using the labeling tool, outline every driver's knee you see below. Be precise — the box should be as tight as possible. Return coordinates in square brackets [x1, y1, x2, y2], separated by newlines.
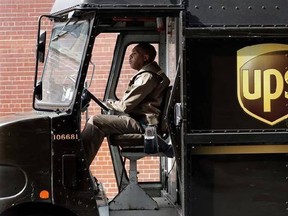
[91, 115, 111, 128]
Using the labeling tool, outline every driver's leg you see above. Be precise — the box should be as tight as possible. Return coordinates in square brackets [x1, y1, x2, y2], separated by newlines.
[93, 114, 143, 134]
[82, 114, 143, 165]
[82, 117, 105, 165]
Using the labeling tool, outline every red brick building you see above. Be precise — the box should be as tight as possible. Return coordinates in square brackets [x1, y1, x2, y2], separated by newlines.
[0, 0, 159, 198]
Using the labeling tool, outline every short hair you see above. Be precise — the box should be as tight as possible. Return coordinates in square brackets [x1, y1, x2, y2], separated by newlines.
[135, 42, 157, 63]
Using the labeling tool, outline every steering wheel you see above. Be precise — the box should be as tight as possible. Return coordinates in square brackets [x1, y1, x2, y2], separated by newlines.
[82, 89, 111, 112]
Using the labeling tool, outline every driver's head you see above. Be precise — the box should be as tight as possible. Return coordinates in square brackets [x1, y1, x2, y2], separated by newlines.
[129, 42, 157, 71]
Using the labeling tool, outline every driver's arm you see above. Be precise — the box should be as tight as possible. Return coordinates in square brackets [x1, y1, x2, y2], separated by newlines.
[107, 72, 158, 113]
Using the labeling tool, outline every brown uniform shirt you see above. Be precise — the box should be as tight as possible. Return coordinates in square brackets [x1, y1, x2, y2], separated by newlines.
[109, 61, 170, 125]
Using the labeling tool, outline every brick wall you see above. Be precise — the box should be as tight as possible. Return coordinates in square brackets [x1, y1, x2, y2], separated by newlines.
[0, 0, 159, 199]
[0, 1, 51, 114]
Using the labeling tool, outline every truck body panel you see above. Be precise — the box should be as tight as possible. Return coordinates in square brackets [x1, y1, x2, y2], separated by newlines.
[1, 0, 288, 215]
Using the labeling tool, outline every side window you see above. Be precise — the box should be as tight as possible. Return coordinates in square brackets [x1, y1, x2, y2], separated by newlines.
[115, 43, 159, 99]
[167, 18, 178, 85]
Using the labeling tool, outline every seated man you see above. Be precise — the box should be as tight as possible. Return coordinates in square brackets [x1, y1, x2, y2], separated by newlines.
[82, 42, 174, 165]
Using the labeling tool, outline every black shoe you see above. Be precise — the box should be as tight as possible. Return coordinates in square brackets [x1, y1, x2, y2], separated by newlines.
[162, 145, 174, 158]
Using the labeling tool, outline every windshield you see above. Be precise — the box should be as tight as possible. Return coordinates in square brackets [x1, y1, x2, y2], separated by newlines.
[36, 20, 90, 110]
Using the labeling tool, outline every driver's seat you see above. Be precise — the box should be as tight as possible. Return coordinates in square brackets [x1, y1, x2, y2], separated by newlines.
[108, 86, 172, 210]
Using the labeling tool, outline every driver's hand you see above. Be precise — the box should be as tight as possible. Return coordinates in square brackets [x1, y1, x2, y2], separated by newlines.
[104, 99, 115, 109]
[106, 99, 115, 104]
[106, 99, 115, 102]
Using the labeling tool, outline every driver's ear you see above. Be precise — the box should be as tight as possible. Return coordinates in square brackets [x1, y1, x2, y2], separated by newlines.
[143, 54, 149, 62]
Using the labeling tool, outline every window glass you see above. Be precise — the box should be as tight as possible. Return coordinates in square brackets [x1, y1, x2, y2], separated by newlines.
[36, 20, 89, 109]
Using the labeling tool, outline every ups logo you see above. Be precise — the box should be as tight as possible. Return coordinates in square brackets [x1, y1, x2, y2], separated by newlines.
[237, 43, 288, 125]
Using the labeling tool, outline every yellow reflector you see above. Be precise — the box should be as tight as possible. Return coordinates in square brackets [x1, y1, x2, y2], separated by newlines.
[39, 190, 49, 199]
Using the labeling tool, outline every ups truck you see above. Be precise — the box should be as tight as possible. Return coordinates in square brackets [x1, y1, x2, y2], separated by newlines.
[1, 0, 288, 216]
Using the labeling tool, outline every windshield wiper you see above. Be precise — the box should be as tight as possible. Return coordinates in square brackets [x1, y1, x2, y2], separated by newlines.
[51, 11, 80, 41]
[52, 18, 79, 41]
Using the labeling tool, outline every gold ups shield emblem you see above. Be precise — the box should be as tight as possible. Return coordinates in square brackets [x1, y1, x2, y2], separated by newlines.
[237, 44, 288, 125]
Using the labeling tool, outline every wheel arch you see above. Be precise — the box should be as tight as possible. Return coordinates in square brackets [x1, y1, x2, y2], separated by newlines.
[1, 202, 77, 216]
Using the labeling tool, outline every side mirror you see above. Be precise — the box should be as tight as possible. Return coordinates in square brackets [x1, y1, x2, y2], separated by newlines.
[34, 81, 43, 100]
[37, 30, 46, 63]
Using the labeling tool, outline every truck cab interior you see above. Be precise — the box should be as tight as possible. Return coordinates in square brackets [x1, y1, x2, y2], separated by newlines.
[84, 21, 181, 211]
